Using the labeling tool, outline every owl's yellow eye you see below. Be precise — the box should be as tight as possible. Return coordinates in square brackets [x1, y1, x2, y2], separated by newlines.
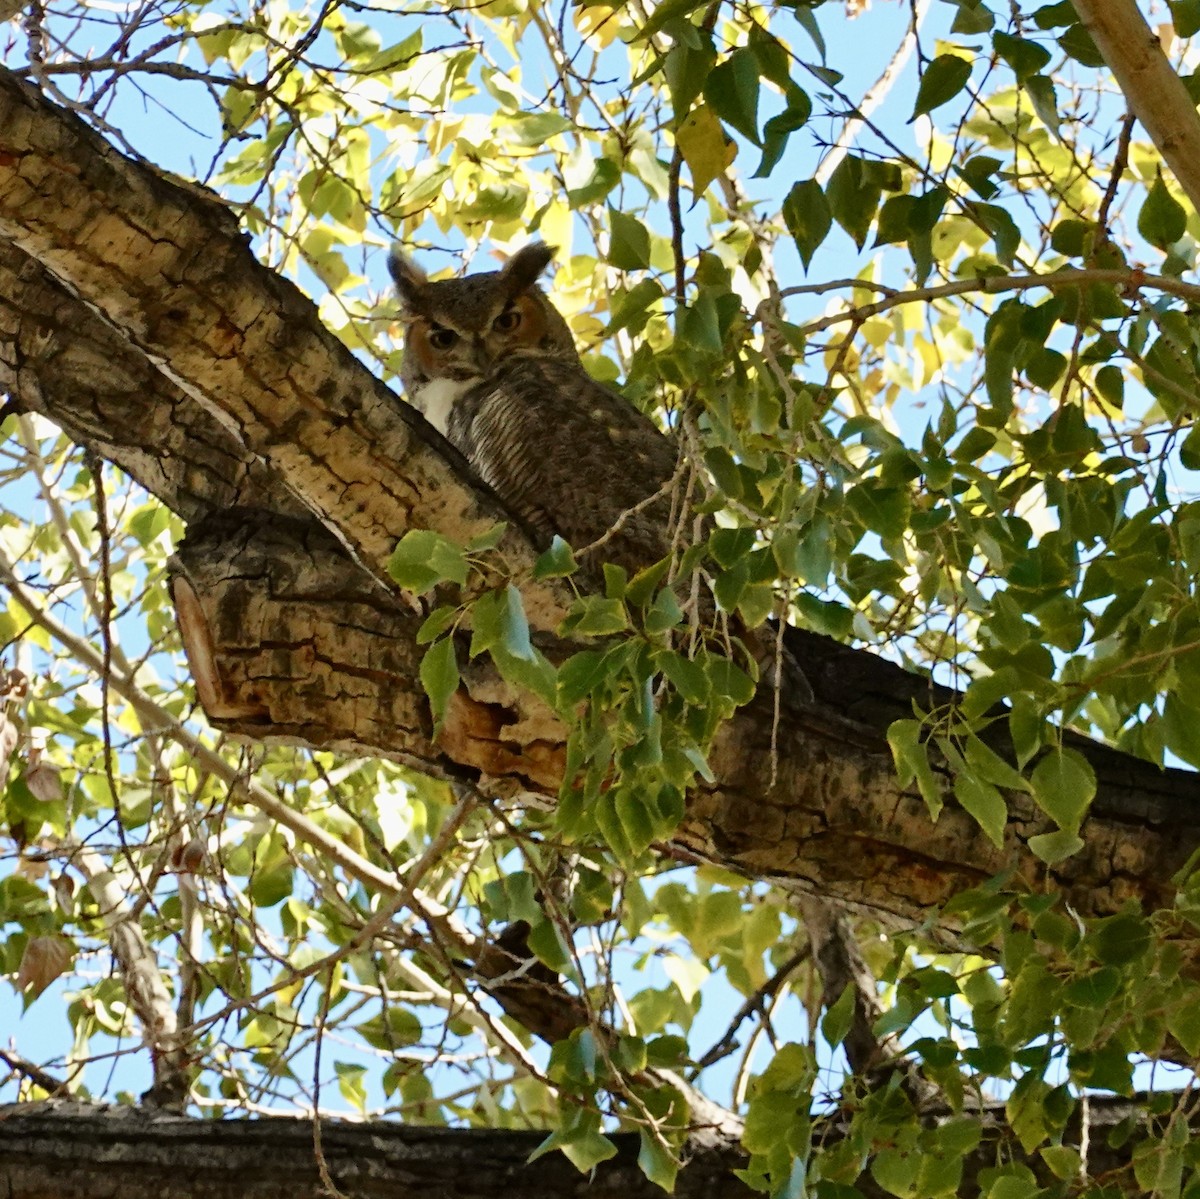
[428, 326, 459, 350]
[493, 307, 523, 333]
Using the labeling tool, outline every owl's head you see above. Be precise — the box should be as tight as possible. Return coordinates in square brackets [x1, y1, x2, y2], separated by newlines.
[388, 243, 580, 396]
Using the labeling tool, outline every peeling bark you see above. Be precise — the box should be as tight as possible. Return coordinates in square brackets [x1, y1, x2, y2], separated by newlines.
[170, 511, 1200, 941]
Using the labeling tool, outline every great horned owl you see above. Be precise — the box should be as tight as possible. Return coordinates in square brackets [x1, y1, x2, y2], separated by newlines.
[389, 242, 815, 704]
[388, 242, 689, 579]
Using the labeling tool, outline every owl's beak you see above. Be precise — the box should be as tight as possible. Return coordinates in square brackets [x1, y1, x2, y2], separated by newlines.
[471, 337, 491, 373]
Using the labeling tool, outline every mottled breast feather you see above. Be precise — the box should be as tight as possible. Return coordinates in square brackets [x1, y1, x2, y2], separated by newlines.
[449, 358, 681, 575]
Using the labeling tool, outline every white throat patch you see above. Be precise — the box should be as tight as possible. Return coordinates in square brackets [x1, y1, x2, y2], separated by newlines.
[410, 377, 474, 437]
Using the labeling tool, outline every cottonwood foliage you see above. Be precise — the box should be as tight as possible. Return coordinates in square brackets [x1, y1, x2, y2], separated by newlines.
[4, 0, 1200, 1194]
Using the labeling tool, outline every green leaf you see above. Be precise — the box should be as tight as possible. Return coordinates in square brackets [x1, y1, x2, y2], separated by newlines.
[1024, 74, 1059, 133]
[709, 526, 756, 567]
[1062, 965, 1120, 1008]
[954, 774, 1007, 848]
[1089, 912, 1152, 966]
[821, 982, 856, 1048]
[875, 194, 915, 246]
[845, 482, 912, 539]
[871, 1147, 920, 1197]
[608, 278, 666, 334]
[1171, 0, 1200, 38]
[1029, 747, 1096, 831]
[704, 48, 760, 143]
[335, 1062, 368, 1112]
[616, 789, 658, 854]
[888, 718, 943, 819]
[1056, 23, 1105, 67]
[387, 529, 468, 594]
[754, 92, 811, 177]
[950, 1, 994, 33]
[607, 207, 652, 270]
[249, 860, 294, 908]
[983, 301, 1020, 417]
[1027, 829, 1084, 864]
[958, 153, 1002, 199]
[499, 584, 534, 661]
[911, 54, 972, 119]
[565, 595, 629, 637]
[506, 111, 572, 146]
[1166, 992, 1200, 1055]
[644, 586, 684, 635]
[561, 1128, 619, 1173]
[982, 1171, 1041, 1199]
[826, 154, 881, 249]
[638, 1132, 680, 1192]
[1009, 694, 1046, 767]
[964, 734, 1029, 793]
[1163, 692, 1200, 767]
[468, 589, 503, 658]
[1181, 428, 1200, 473]
[993, 32, 1051, 82]
[566, 157, 620, 208]
[1040, 1146, 1081, 1181]
[678, 294, 723, 353]
[782, 179, 832, 267]
[557, 650, 611, 705]
[535, 536, 578, 579]
[1138, 172, 1187, 251]
[658, 650, 709, 704]
[975, 203, 1021, 267]
[1050, 218, 1091, 257]
[664, 38, 716, 118]
[706, 656, 756, 706]
[419, 638, 459, 730]
[465, 521, 508, 552]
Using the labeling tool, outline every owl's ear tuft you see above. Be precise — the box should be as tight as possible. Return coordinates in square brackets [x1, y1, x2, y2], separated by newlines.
[500, 242, 556, 297]
[388, 244, 429, 313]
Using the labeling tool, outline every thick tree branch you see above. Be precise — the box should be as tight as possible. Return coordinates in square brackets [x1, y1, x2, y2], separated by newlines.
[2, 64, 1199, 953]
[1071, 0, 1200, 215]
[0, 1096, 1188, 1198]
[0, 238, 304, 522]
[0, 65, 565, 626]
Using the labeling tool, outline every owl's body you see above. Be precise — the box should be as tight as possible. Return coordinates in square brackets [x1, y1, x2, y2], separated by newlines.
[389, 243, 684, 576]
[389, 242, 815, 704]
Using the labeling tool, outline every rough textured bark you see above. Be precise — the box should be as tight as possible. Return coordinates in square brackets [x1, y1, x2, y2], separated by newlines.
[4, 32, 1200, 1199]
[0, 1103, 753, 1199]
[0, 1098, 1184, 1198]
[2, 63, 1199, 947]
[0, 67, 565, 625]
[0, 238, 304, 523]
[170, 513, 1200, 937]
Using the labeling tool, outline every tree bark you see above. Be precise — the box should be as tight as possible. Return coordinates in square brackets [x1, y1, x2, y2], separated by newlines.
[2, 63, 1199, 947]
[0, 1097, 1183, 1198]
[1070, 0, 1200, 216]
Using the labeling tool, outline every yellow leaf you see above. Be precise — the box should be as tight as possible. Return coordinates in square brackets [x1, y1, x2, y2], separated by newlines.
[676, 104, 736, 197]
[575, 3, 620, 48]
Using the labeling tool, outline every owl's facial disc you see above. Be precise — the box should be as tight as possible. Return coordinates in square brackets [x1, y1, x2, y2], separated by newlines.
[482, 295, 548, 358]
[405, 317, 482, 380]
